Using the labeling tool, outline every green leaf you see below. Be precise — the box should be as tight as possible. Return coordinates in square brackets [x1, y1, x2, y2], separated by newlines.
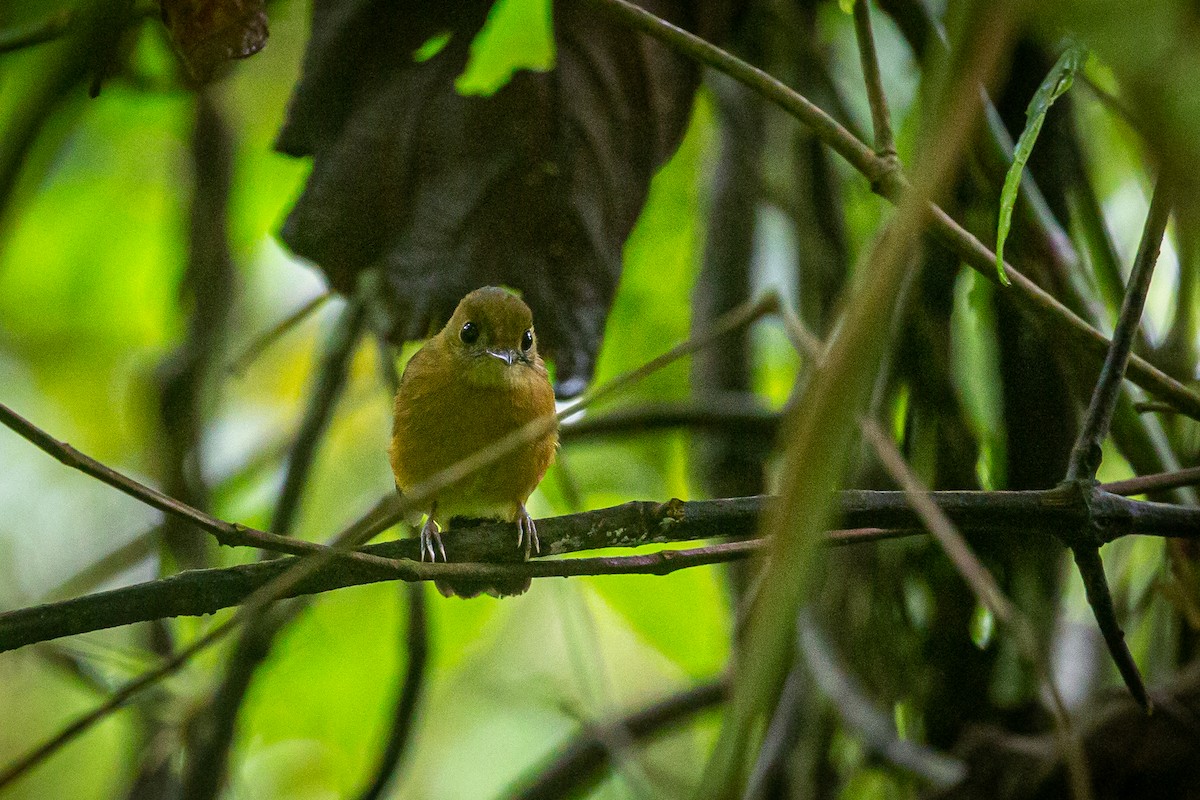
[456, 0, 555, 96]
[413, 31, 452, 63]
[994, 44, 1087, 286]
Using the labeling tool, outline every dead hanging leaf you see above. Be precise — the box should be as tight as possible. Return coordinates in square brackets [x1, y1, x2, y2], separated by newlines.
[276, 0, 742, 396]
[160, 0, 268, 82]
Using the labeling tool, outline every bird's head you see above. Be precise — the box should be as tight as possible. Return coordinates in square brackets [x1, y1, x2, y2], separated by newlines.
[440, 287, 543, 386]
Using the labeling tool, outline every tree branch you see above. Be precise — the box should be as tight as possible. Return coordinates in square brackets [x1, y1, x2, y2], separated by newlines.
[226, 291, 331, 377]
[1061, 176, 1173, 712]
[1101, 466, 1200, 498]
[1067, 176, 1173, 482]
[2, 491, 1196, 653]
[852, 0, 897, 157]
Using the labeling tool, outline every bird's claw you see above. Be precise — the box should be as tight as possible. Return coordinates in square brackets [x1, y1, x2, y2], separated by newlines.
[419, 518, 446, 562]
[515, 506, 540, 560]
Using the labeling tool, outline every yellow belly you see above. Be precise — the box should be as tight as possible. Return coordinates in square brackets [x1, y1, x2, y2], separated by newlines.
[389, 355, 557, 526]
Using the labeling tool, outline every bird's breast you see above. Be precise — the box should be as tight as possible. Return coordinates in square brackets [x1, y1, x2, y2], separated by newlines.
[390, 362, 557, 515]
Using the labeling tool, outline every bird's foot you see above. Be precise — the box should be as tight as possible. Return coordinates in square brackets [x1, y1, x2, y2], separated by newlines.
[516, 504, 540, 560]
[419, 517, 446, 562]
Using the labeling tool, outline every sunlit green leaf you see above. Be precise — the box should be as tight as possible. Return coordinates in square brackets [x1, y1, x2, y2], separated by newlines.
[456, 0, 555, 96]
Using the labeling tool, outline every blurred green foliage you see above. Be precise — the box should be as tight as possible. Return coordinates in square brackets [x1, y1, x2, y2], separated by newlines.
[0, 0, 1197, 799]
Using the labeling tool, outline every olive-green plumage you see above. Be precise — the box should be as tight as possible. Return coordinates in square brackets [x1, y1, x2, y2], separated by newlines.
[389, 287, 558, 597]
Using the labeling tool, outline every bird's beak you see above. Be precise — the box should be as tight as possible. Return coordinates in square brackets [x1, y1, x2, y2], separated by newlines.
[486, 348, 518, 366]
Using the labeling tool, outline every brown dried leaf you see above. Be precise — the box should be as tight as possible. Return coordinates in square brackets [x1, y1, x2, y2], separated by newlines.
[160, 0, 268, 81]
[276, 0, 741, 396]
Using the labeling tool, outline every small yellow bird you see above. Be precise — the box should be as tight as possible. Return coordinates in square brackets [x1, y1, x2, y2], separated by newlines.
[389, 286, 558, 597]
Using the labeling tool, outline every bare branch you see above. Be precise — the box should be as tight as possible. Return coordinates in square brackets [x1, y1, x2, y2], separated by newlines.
[0, 400, 358, 559]
[1061, 176, 1173, 712]
[3, 489, 1196, 654]
[225, 291, 331, 377]
[1101, 466, 1200, 497]
[852, 0, 897, 157]
[1067, 177, 1174, 481]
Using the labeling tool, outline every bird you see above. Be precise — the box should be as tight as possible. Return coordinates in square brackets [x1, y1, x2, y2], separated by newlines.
[389, 286, 558, 597]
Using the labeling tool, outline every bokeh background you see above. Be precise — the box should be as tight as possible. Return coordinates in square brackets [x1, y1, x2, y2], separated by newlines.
[1, 0, 1197, 798]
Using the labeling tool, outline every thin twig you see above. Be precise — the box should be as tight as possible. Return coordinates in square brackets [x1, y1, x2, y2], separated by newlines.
[1067, 177, 1174, 481]
[562, 294, 778, 417]
[1071, 545, 1151, 712]
[225, 291, 332, 377]
[796, 612, 967, 787]
[1134, 400, 1182, 415]
[1061, 176, 1172, 712]
[561, 399, 780, 441]
[1101, 466, 1200, 498]
[506, 680, 726, 800]
[43, 529, 158, 602]
[0, 401, 361, 559]
[852, 0, 897, 157]
[862, 421, 1092, 800]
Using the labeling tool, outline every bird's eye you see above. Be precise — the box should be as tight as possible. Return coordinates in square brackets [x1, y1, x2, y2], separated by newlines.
[521, 329, 534, 351]
[460, 321, 479, 345]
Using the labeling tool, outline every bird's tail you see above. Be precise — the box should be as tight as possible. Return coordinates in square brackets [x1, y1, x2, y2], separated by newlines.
[435, 576, 531, 599]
